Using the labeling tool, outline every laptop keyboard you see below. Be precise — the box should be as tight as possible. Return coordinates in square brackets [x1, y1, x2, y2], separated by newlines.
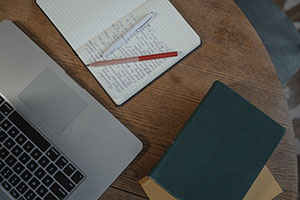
[0, 94, 85, 200]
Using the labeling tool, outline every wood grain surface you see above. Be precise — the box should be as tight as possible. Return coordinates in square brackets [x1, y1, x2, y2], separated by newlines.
[0, 0, 298, 199]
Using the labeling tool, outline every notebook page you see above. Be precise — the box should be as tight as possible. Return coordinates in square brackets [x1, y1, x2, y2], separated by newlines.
[36, 0, 146, 49]
[76, 0, 201, 105]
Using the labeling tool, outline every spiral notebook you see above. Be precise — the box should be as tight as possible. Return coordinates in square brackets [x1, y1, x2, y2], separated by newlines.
[36, 0, 201, 105]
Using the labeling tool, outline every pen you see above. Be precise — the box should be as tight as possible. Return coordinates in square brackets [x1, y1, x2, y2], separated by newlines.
[87, 51, 178, 67]
[103, 12, 155, 57]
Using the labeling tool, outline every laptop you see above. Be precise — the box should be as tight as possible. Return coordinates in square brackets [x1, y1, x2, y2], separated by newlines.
[0, 20, 142, 200]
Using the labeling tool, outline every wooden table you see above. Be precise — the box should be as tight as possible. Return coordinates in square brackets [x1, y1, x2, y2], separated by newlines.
[0, 0, 298, 199]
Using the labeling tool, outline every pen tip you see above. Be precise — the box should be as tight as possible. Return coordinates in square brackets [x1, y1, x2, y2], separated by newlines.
[178, 51, 184, 56]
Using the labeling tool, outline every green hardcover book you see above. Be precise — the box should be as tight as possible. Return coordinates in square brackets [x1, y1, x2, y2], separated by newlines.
[148, 81, 285, 200]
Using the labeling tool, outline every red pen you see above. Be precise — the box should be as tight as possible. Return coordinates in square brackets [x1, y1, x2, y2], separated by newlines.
[87, 51, 178, 67]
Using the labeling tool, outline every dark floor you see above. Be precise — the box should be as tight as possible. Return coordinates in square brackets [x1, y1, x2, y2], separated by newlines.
[276, 0, 300, 195]
[284, 71, 300, 143]
[274, 0, 300, 32]
[283, 69, 300, 194]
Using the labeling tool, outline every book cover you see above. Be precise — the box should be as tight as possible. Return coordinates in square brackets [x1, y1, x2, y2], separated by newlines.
[147, 81, 285, 199]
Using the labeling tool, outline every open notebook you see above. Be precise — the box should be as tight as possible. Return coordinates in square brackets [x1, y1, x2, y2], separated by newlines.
[36, 0, 201, 105]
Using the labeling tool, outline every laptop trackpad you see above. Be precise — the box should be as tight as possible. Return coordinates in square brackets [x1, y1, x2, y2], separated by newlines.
[18, 68, 87, 135]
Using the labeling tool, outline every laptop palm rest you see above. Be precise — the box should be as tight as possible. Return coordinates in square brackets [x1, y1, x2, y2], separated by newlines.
[18, 68, 87, 135]
[0, 189, 10, 200]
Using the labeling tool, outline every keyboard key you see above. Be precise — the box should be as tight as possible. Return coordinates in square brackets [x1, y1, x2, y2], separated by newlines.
[4, 138, 15, 150]
[36, 184, 47, 197]
[46, 147, 60, 161]
[13, 162, 25, 174]
[28, 177, 40, 190]
[44, 193, 58, 200]
[24, 189, 36, 200]
[0, 113, 4, 123]
[2, 181, 12, 191]
[46, 163, 58, 175]
[0, 160, 5, 171]
[12, 145, 23, 157]
[19, 152, 31, 165]
[23, 141, 34, 153]
[8, 128, 19, 139]
[56, 156, 68, 169]
[42, 175, 54, 187]
[50, 183, 67, 199]
[31, 148, 42, 160]
[8, 126, 19, 138]
[9, 174, 21, 186]
[63, 164, 75, 176]
[5, 154, 17, 167]
[27, 160, 38, 172]
[21, 170, 32, 182]
[0, 130, 8, 142]
[0, 120, 12, 131]
[9, 112, 51, 152]
[38, 156, 50, 168]
[54, 171, 75, 192]
[34, 167, 46, 179]
[10, 188, 20, 198]
[1, 167, 13, 179]
[0, 147, 9, 159]
[71, 171, 84, 184]
[0, 103, 13, 116]
[15, 134, 27, 146]
[16, 182, 29, 194]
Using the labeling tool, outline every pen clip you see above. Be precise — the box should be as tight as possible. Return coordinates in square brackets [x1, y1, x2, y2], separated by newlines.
[137, 12, 155, 30]
[103, 11, 156, 57]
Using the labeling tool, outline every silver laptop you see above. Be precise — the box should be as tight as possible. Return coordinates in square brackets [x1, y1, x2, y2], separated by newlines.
[0, 20, 142, 200]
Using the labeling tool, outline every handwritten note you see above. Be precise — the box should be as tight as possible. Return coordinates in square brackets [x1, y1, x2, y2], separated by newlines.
[77, 8, 174, 103]
[37, 0, 201, 105]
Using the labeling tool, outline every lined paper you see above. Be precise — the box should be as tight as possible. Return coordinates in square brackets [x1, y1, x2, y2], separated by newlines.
[37, 0, 201, 105]
[36, 0, 146, 49]
[76, 9, 174, 104]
